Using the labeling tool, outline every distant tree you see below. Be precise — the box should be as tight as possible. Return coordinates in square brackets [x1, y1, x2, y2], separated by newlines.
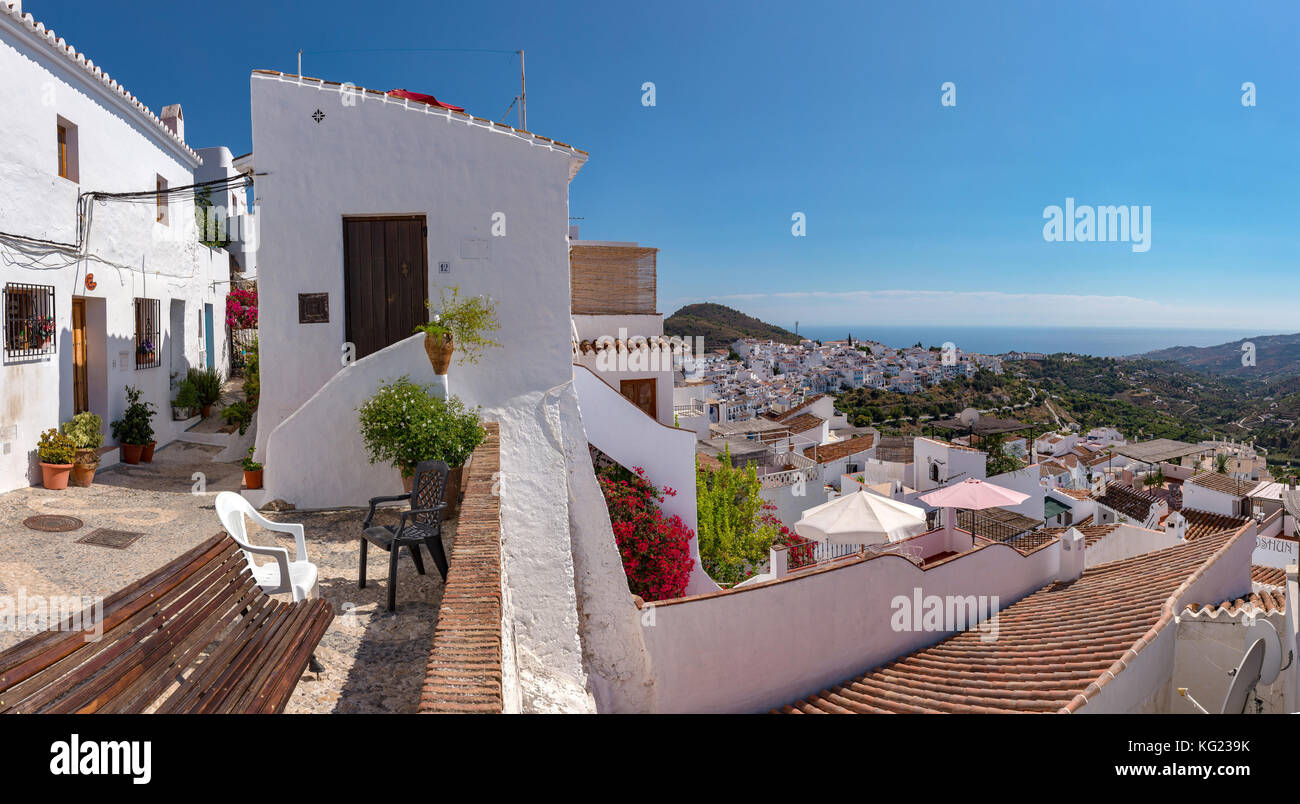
[983, 433, 1021, 477]
[695, 447, 781, 586]
[727, 348, 742, 362]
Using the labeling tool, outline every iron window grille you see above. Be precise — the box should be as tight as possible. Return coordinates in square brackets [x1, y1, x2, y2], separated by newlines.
[4, 283, 56, 358]
[134, 298, 161, 369]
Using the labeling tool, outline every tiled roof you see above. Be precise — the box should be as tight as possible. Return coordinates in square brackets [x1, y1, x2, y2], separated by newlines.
[1179, 508, 1250, 542]
[782, 414, 825, 435]
[1185, 587, 1285, 617]
[419, 423, 503, 713]
[917, 436, 980, 453]
[804, 434, 875, 464]
[1, 3, 200, 162]
[1185, 472, 1260, 497]
[250, 70, 587, 160]
[777, 394, 826, 420]
[778, 526, 1248, 714]
[1056, 488, 1093, 500]
[1096, 482, 1160, 522]
[1251, 564, 1287, 589]
[1039, 523, 1122, 548]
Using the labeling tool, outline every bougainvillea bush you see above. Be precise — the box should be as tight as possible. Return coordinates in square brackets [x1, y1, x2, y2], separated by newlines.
[225, 288, 258, 329]
[764, 503, 815, 570]
[596, 464, 695, 601]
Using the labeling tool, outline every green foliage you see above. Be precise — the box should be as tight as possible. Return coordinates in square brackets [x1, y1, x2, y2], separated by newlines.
[695, 447, 774, 586]
[242, 336, 259, 407]
[415, 285, 501, 365]
[110, 386, 156, 445]
[727, 348, 742, 362]
[221, 401, 254, 435]
[194, 187, 227, 248]
[60, 412, 103, 450]
[173, 376, 200, 409]
[358, 376, 485, 476]
[1215, 453, 1229, 473]
[186, 368, 223, 408]
[241, 446, 262, 472]
[982, 433, 1022, 477]
[37, 428, 76, 464]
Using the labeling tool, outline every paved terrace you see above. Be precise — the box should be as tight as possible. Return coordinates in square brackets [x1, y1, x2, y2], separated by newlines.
[0, 432, 501, 713]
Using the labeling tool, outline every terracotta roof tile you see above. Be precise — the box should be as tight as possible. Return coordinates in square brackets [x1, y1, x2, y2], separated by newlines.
[777, 526, 1248, 714]
[1186, 472, 1260, 497]
[1251, 564, 1287, 589]
[1179, 508, 1250, 542]
[1096, 482, 1160, 522]
[804, 434, 875, 464]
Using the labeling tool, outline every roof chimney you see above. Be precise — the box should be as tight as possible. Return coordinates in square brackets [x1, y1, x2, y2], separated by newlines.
[160, 104, 184, 142]
[8, 2, 21, 15]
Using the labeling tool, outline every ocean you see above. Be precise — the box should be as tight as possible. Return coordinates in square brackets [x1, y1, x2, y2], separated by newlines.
[790, 326, 1286, 358]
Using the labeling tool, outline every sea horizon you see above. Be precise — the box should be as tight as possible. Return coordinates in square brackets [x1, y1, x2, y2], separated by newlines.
[788, 325, 1288, 358]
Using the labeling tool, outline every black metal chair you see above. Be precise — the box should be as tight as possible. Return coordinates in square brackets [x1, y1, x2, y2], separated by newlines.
[360, 460, 451, 611]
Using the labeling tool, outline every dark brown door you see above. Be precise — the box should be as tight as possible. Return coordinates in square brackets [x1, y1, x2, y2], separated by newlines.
[342, 216, 429, 360]
[620, 378, 656, 419]
[71, 298, 88, 413]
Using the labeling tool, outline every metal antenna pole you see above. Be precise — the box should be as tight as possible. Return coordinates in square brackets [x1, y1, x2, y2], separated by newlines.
[297, 49, 302, 76]
[519, 50, 526, 129]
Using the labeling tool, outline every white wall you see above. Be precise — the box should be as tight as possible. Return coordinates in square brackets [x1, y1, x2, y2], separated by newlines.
[1084, 523, 1183, 567]
[1182, 482, 1240, 518]
[641, 540, 1059, 713]
[0, 15, 229, 492]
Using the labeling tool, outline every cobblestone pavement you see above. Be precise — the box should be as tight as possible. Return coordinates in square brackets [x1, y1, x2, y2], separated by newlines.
[0, 440, 449, 713]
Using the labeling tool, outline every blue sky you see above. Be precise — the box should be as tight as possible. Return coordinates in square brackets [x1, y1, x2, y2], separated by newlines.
[29, 0, 1300, 331]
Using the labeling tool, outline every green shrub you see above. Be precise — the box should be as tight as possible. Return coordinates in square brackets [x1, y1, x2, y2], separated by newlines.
[695, 447, 776, 586]
[186, 367, 223, 408]
[242, 336, 259, 407]
[60, 412, 104, 450]
[173, 376, 200, 409]
[110, 386, 156, 445]
[240, 446, 262, 472]
[357, 376, 485, 476]
[414, 285, 501, 365]
[37, 428, 76, 464]
[221, 401, 254, 435]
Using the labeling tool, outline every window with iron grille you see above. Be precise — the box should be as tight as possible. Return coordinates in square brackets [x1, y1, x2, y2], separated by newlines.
[134, 298, 161, 369]
[4, 283, 56, 358]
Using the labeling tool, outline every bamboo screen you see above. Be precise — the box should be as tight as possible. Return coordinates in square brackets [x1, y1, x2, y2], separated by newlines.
[570, 244, 658, 314]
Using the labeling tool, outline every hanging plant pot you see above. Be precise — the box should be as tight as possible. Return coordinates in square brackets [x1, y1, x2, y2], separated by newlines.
[120, 443, 143, 464]
[141, 441, 157, 463]
[40, 462, 74, 490]
[424, 331, 454, 375]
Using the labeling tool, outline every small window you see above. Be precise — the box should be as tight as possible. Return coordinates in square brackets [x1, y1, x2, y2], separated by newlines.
[156, 175, 169, 224]
[134, 298, 161, 369]
[4, 283, 57, 357]
[56, 117, 79, 182]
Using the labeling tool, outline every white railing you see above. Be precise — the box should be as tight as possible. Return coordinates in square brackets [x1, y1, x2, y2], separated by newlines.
[759, 451, 819, 489]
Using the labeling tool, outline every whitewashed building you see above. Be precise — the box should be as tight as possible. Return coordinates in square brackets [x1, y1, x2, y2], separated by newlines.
[0, 1, 232, 492]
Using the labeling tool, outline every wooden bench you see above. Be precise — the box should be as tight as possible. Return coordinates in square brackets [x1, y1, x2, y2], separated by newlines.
[0, 533, 334, 714]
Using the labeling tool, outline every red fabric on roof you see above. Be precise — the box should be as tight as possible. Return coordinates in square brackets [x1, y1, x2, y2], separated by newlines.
[387, 89, 465, 112]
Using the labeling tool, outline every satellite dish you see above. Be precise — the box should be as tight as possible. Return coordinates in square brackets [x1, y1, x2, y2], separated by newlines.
[1246, 618, 1283, 685]
[1219, 638, 1266, 714]
[958, 408, 980, 428]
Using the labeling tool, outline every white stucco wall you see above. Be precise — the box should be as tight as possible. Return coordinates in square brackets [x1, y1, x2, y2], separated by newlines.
[0, 16, 229, 493]
[640, 540, 1059, 713]
[1084, 523, 1183, 567]
[1182, 482, 1239, 518]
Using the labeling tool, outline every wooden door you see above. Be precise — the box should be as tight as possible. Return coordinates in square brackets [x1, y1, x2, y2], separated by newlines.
[71, 298, 88, 413]
[620, 378, 656, 419]
[342, 216, 429, 360]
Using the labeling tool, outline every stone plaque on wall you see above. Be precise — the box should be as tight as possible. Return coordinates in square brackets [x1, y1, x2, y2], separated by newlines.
[298, 293, 329, 323]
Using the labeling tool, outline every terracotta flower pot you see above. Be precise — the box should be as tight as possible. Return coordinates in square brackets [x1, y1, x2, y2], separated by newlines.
[244, 469, 263, 490]
[40, 462, 74, 490]
[200, 405, 212, 418]
[141, 441, 157, 463]
[120, 443, 143, 464]
[424, 332, 454, 375]
[71, 461, 99, 487]
[442, 464, 465, 521]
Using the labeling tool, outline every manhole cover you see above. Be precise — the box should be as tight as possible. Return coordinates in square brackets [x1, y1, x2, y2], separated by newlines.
[76, 528, 144, 549]
[22, 515, 84, 532]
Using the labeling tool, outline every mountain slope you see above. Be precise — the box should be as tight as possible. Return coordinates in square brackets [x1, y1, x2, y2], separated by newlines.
[664, 303, 801, 351]
[1141, 332, 1300, 380]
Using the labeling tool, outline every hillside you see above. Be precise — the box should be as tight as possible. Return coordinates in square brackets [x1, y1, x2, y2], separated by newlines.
[664, 303, 801, 351]
[1140, 332, 1300, 381]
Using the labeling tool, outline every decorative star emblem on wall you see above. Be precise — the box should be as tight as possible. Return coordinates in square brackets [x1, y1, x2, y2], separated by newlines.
[312, 109, 325, 123]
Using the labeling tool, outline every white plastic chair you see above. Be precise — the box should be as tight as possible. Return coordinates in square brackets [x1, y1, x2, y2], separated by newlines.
[215, 491, 319, 602]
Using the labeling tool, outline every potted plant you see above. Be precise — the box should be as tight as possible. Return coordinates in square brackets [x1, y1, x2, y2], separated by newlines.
[413, 285, 501, 375]
[136, 338, 156, 365]
[187, 367, 223, 418]
[358, 376, 486, 518]
[37, 428, 76, 490]
[172, 375, 199, 420]
[110, 386, 156, 464]
[241, 447, 263, 490]
[60, 411, 104, 487]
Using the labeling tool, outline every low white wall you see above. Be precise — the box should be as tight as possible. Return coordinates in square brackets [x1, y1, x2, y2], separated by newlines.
[260, 333, 437, 508]
[1085, 523, 1183, 567]
[641, 540, 1059, 713]
[573, 364, 716, 595]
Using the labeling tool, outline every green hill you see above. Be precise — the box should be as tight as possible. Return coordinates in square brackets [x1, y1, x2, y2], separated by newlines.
[664, 303, 801, 351]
